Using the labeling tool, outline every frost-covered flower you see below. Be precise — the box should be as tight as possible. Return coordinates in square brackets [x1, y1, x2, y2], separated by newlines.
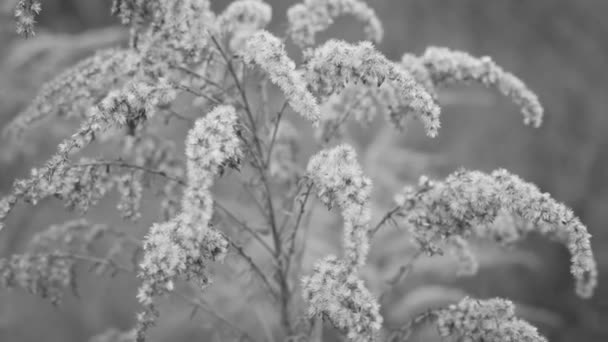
[242, 31, 321, 124]
[218, 0, 272, 51]
[302, 255, 382, 341]
[306, 40, 441, 137]
[136, 105, 241, 340]
[419, 47, 543, 127]
[396, 169, 597, 298]
[3, 48, 139, 141]
[307, 144, 372, 267]
[436, 297, 547, 342]
[287, 0, 383, 49]
[14, 0, 41, 37]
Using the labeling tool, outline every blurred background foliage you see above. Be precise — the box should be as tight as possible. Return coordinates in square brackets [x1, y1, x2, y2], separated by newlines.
[1, 0, 607, 341]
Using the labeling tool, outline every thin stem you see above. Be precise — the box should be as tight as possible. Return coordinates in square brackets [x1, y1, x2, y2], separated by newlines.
[215, 201, 275, 256]
[369, 205, 402, 237]
[225, 236, 279, 299]
[75, 160, 186, 186]
[284, 183, 314, 275]
[265, 101, 289, 167]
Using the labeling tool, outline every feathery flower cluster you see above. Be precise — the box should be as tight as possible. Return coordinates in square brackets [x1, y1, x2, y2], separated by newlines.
[419, 47, 544, 127]
[13, 0, 41, 37]
[4, 48, 139, 140]
[218, 0, 272, 51]
[302, 255, 382, 341]
[242, 31, 321, 124]
[436, 297, 547, 342]
[307, 144, 372, 267]
[136, 0, 215, 67]
[0, 81, 177, 231]
[136, 105, 241, 340]
[395, 169, 597, 298]
[287, 0, 383, 49]
[306, 40, 441, 136]
[0, 253, 76, 305]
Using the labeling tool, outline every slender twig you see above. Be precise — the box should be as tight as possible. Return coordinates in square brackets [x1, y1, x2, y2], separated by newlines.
[284, 183, 314, 275]
[265, 101, 289, 166]
[386, 309, 438, 342]
[215, 201, 275, 256]
[75, 160, 186, 186]
[225, 236, 279, 299]
[173, 291, 259, 342]
[369, 204, 402, 237]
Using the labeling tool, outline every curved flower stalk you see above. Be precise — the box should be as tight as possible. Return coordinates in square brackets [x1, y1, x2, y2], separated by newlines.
[268, 119, 300, 182]
[3, 48, 139, 140]
[306, 40, 441, 137]
[436, 297, 547, 342]
[394, 169, 597, 298]
[302, 255, 382, 342]
[133, 0, 216, 69]
[242, 31, 321, 124]
[417, 46, 544, 127]
[0, 81, 177, 232]
[218, 0, 272, 51]
[287, 0, 383, 50]
[307, 144, 372, 268]
[136, 105, 241, 341]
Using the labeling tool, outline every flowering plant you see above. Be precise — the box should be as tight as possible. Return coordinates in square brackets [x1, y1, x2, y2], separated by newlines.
[1, 1, 597, 341]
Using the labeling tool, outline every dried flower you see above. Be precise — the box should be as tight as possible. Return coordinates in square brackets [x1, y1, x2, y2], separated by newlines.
[306, 40, 441, 137]
[436, 297, 547, 342]
[302, 255, 382, 341]
[419, 46, 543, 127]
[14, 0, 41, 37]
[287, 0, 383, 49]
[242, 31, 321, 124]
[307, 144, 372, 267]
[396, 169, 597, 298]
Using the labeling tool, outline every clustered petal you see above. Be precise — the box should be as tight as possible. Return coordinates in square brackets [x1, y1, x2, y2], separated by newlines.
[306, 40, 441, 137]
[242, 31, 321, 123]
[287, 0, 383, 49]
[136, 105, 241, 341]
[395, 168, 597, 298]
[307, 144, 372, 267]
[302, 255, 382, 342]
[418, 46, 544, 127]
[436, 297, 547, 342]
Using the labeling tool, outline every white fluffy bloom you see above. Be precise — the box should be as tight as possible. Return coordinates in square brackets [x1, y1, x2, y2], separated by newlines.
[242, 31, 321, 124]
[136, 105, 241, 341]
[436, 297, 547, 342]
[396, 168, 597, 298]
[302, 255, 382, 341]
[307, 144, 372, 267]
[218, 0, 273, 51]
[419, 46, 543, 127]
[306, 40, 441, 137]
[287, 0, 383, 49]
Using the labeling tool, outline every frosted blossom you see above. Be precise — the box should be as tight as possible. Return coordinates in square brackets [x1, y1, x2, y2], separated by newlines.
[136, 105, 241, 341]
[4, 48, 139, 141]
[396, 169, 597, 298]
[306, 40, 441, 137]
[0, 81, 177, 232]
[436, 297, 547, 342]
[302, 255, 382, 341]
[29, 219, 107, 253]
[307, 144, 372, 267]
[287, 0, 383, 49]
[242, 31, 321, 123]
[218, 0, 272, 51]
[14, 0, 41, 37]
[419, 46, 543, 127]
